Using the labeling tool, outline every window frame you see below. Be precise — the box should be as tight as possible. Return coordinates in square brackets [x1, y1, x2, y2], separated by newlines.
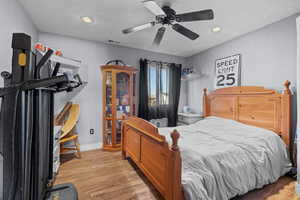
[147, 62, 169, 107]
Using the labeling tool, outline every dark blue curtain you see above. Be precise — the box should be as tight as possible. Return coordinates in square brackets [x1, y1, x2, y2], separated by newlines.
[167, 63, 182, 127]
[138, 59, 149, 120]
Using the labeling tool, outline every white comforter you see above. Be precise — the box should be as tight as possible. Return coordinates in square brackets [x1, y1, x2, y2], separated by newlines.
[158, 117, 291, 200]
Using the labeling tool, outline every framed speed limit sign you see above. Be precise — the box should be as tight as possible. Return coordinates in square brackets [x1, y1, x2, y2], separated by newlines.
[215, 54, 241, 89]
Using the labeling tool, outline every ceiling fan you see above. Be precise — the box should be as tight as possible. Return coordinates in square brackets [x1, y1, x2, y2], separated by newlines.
[122, 0, 214, 46]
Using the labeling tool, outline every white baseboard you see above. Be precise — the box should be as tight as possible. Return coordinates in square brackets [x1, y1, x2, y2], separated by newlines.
[296, 182, 300, 197]
[80, 142, 102, 152]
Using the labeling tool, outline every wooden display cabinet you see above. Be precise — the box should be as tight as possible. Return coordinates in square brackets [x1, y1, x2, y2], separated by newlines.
[101, 65, 138, 151]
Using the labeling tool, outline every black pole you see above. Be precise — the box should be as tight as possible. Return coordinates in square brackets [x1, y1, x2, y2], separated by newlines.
[1, 33, 32, 200]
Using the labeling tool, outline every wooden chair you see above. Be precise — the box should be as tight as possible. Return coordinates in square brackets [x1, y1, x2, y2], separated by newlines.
[56, 103, 81, 158]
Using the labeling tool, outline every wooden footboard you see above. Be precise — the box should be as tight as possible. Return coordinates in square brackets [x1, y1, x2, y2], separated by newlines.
[122, 117, 183, 200]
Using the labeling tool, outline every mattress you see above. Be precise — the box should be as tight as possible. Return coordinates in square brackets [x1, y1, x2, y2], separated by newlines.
[158, 116, 292, 200]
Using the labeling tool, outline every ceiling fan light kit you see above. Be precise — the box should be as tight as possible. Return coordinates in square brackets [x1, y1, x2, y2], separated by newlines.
[122, 0, 214, 46]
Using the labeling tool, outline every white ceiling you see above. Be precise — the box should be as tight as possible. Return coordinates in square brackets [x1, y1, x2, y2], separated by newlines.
[19, 0, 300, 57]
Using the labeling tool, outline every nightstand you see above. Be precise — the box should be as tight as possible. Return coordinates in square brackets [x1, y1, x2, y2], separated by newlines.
[178, 112, 203, 125]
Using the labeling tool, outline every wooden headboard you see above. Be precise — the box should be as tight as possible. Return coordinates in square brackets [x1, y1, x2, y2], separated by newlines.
[203, 81, 292, 148]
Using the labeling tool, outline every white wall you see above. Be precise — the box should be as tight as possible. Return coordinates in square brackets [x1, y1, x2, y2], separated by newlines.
[186, 14, 298, 114]
[38, 32, 187, 147]
[0, 0, 37, 198]
[0, 0, 37, 87]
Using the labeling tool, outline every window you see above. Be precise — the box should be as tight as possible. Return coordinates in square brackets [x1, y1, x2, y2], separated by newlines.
[148, 62, 169, 106]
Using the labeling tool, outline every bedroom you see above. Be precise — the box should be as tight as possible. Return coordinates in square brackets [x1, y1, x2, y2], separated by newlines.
[0, 0, 300, 199]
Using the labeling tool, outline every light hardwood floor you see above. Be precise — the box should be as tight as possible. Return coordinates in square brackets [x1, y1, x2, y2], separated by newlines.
[55, 150, 298, 200]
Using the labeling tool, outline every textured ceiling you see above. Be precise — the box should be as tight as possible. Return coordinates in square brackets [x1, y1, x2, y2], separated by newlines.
[19, 0, 300, 57]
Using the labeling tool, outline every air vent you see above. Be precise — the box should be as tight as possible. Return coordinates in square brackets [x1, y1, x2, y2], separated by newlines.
[108, 40, 120, 44]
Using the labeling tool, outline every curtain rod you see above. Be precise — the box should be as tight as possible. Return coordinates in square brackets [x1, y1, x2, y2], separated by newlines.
[146, 59, 172, 66]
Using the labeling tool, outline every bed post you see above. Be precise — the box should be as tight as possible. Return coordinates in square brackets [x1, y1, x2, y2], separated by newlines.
[171, 130, 180, 151]
[167, 130, 184, 200]
[121, 123, 127, 160]
[281, 80, 292, 157]
[203, 88, 209, 117]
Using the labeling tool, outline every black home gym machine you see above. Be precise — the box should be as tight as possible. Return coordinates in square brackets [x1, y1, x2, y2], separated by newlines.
[0, 33, 80, 200]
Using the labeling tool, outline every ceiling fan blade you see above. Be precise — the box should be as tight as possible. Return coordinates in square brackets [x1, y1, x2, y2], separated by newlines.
[153, 27, 166, 46]
[176, 9, 214, 22]
[122, 22, 155, 34]
[172, 23, 199, 40]
[143, 0, 166, 16]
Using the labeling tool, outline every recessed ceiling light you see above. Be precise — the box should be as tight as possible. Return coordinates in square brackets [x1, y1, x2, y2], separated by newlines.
[81, 16, 94, 24]
[212, 26, 221, 33]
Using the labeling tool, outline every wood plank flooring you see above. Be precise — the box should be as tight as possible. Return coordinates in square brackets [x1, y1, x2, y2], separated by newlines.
[55, 150, 298, 200]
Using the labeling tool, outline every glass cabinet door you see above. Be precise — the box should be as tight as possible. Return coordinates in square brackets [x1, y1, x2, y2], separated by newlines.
[104, 120, 112, 145]
[103, 71, 113, 146]
[116, 72, 131, 119]
[105, 72, 113, 118]
[115, 120, 122, 144]
[115, 72, 131, 145]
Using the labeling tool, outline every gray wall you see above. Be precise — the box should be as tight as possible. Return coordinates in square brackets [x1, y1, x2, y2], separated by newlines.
[0, 0, 37, 198]
[0, 0, 37, 87]
[38, 32, 187, 148]
[186, 14, 298, 114]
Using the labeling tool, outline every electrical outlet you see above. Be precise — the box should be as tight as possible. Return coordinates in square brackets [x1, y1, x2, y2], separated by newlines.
[90, 129, 94, 135]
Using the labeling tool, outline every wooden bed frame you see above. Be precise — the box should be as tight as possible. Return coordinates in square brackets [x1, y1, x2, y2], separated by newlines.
[121, 81, 292, 200]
